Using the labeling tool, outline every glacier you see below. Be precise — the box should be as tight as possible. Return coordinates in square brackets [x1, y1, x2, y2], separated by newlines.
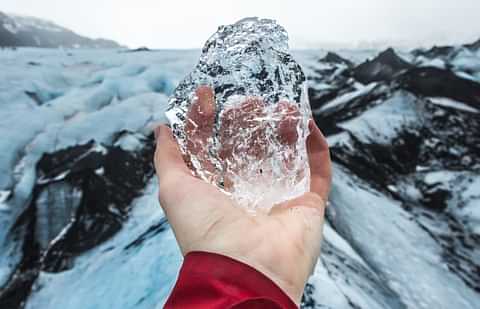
[0, 43, 479, 308]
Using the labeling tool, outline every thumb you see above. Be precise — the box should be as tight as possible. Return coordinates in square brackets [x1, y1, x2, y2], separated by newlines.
[154, 125, 191, 181]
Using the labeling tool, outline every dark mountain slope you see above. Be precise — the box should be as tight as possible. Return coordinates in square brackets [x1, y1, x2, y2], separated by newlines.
[0, 11, 123, 48]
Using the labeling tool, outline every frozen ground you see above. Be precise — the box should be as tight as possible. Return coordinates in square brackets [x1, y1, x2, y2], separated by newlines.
[0, 46, 479, 308]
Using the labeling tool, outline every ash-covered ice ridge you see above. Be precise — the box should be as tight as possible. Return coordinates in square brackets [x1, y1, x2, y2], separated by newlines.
[166, 17, 311, 210]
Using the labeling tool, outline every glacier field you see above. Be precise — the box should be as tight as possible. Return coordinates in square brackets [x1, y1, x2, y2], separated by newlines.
[0, 43, 479, 308]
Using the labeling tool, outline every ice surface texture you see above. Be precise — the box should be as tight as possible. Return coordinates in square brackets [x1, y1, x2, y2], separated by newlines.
[166, 17, 311, 210]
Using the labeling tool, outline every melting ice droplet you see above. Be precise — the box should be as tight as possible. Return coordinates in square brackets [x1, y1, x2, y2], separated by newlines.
[166, 17, 311, 211]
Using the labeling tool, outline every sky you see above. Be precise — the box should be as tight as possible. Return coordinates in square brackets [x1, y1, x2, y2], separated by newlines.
[2, 0, 480, 49]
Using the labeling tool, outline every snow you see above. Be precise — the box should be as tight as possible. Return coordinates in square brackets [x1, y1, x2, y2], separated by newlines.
[322, 223, 369, 270]
[26, 199, 402, 309]
[326, 132, 351, 149]
[313, 82, 377, 114]
[1, 46, 479, 308]
[387, 184, 398, 192]
[308, 82, 334, 92]
[416, 56, 446, 69]
[423, 170, 457, 185]
[307, 261, 354, 308]
[0, 48, 198, 295]
[338, 91, 423, 144]
[329, 165, 479, 309]
[450, 174, 480, 234]
[460, 196, 480, 234]
[0, 190, 10, 205]
[454, 70, 479, 82]
[0, 46, 384, 306]
[0, 48, 196, 192]
[417, 170, 480, 234]
[4, 90, 170, 237]
[3, 22, 18, 34]
[451, 49, 480, 79]
[114, 133, 146, 151]
[25, 179, 183, 309]
[428, 97, 479, 113]
[9, 14, 65, 33]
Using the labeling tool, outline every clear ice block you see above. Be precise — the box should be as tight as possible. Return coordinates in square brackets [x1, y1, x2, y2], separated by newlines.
[166, 17, 311, 211]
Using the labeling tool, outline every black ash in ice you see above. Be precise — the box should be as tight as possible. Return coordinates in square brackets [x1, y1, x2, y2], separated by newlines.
[166, 17, 311, 210]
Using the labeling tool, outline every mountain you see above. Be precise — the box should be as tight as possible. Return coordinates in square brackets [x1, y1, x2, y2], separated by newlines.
[0, 11, 123, 48]
[411, 37, 480, 65]
[320, 52, 353, 67]
[464, 38, 480, 51]
[353, 47, 413, 84]
[0, 40, 479, 308]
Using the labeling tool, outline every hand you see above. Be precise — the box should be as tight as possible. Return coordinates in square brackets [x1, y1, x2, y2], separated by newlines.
[154, 87, 332, 304]
[182, 86, 305, 192]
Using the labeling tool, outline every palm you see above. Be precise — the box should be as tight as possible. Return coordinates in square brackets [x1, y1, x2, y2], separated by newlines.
[154, 86, 331, 303]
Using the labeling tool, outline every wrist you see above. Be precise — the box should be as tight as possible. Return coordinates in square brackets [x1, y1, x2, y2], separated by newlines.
[238, 255, 307, 304]
[206, 250, 308, 305]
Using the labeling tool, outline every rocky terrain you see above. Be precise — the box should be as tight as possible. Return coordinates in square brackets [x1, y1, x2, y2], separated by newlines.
[0, 39, 479, 308]
[0, 11, 122, 48]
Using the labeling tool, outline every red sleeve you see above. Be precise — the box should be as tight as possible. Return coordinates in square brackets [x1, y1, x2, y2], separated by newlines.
[164, 251, 298, 309]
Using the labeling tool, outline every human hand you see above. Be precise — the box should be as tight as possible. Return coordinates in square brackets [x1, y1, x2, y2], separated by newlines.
[154, 86, 332, 304]
[182, 86, 305, 193]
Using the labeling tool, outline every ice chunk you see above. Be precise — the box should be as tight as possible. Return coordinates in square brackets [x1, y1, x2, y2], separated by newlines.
[166, 17, 311, 211]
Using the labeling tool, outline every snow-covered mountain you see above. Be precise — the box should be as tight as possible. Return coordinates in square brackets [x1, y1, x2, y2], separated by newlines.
[0, 39, 479, 308]
[0, 11, 122, 48]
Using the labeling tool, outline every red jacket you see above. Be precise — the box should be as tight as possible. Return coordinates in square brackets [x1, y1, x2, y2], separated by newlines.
[164, 251, 298, 308]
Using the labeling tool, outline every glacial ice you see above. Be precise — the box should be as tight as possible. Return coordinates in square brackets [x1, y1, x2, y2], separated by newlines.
[1, 44, 480, 308]
[166, 18, 311, 210]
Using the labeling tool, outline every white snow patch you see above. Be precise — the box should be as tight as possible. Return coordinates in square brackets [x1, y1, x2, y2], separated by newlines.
[313, 82, 377, 115]
[428, 97, 479, 113]
[451, 49, 480, 76]
[37, 171, 69, 185]
[327, 131, 351, 148]
[114, 133, 145, 152]
[308, 223, 395, 309]
[3, 22, 18, 34]
[460, 198, 480, 235]
[323, 223, 369, 269]
[423, 171, 457, 185]
[452, 175, 480, 234]
[308, 262, 354, 308]
[417, 56, 446, 69]
[387, 184, 398, 192]
[0, 190, 10, 204]
[416, 165, 430, 172]
[9, 14, 65, 33]
[309, 82, 333, 92]
[338, 91, 422, 144]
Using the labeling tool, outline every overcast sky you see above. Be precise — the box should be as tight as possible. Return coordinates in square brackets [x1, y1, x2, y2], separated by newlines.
[3, 0, 480, 49]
